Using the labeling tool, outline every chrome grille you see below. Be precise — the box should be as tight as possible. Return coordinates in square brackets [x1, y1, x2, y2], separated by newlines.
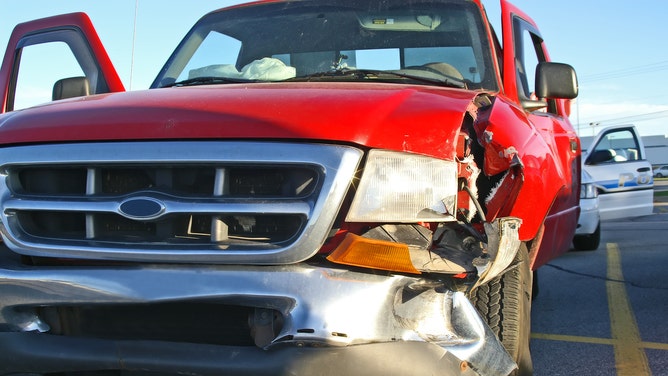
[15, 166, 318, 197]
[0, 142, 362, 264]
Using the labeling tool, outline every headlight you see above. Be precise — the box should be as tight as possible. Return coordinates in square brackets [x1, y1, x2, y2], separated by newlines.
[346, 150, 458, 222]
[580, 183, 598, 199]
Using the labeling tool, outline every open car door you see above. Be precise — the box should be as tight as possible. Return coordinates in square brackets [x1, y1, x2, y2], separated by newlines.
[583, 125, 654, 220]
[0, 12, 124, 114]
[501, 0, 580, 267]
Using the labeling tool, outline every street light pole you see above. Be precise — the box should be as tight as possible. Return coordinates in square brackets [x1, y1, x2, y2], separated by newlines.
[589, 122, 600, 137]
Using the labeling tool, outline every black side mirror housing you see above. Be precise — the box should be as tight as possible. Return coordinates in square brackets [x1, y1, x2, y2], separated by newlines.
[535, 62, 578, 99]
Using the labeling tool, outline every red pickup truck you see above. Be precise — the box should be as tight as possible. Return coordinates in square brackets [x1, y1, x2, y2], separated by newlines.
[0, 1, 578, 375]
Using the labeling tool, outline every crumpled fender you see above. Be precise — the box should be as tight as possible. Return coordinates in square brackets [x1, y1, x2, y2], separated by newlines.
[473, 98, 565, 242]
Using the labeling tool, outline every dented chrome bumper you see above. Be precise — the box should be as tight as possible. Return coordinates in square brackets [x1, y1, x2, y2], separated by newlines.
[0, 251, 515, 375]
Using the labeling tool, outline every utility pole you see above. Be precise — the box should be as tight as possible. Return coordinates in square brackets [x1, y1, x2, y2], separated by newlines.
[130, 0, 139, 90]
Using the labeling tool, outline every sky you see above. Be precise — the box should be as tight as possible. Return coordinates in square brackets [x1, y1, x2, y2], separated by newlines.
[1, 1, 668, 138]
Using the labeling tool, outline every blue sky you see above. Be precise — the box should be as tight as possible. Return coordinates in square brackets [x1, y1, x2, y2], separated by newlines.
[2, 1, 668, 137]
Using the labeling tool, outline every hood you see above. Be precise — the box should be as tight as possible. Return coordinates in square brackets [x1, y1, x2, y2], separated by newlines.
[0, 82, 479, 158]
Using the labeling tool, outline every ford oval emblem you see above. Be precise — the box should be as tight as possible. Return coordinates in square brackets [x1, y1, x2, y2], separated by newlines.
[118, 197, 166, 220]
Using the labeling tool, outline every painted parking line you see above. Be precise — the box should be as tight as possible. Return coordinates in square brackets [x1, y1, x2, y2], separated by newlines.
[531, 333, 668, 351]
[531, 243, 665, 376]
[606, 243, 651, 376]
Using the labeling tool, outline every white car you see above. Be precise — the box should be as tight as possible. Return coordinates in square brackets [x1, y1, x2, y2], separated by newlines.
[573, 170, 600, 251]
[654, 166, 668, 178]
[582, 125, 654, 221]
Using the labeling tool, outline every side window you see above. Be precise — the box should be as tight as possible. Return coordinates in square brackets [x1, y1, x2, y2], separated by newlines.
[2, 14, 124, 114]
[516, 29, 539, 100]
[513, 18, 556, 113]
[6, 28, 112, 112]
[587, 129, 642, 165]
[13, 42, 85, 110]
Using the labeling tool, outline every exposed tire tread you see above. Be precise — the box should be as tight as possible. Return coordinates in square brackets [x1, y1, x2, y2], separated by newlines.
[470, 245, 533, 376]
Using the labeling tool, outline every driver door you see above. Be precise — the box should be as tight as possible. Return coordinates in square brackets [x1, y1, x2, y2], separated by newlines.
[0, 12, 124, 113]
[583, 125, 654, 220]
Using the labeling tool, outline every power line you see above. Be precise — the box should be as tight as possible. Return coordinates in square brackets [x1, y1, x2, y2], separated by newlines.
[579, 109, 668, 127]
[579, 60, 668, 82]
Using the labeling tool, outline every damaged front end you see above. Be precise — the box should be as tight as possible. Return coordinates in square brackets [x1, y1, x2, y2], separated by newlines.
[0, 231, 518, 375]
[0, 93, 528, 375]
[0, 154, 524, 376]
[0, 145, 524, 375]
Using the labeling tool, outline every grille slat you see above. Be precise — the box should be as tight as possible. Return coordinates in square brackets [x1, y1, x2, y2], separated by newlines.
[86, 168, 97, 239]
[0, 142, 362, 264]
[4, 197, 313, 216]
[212, 167, 228, 242]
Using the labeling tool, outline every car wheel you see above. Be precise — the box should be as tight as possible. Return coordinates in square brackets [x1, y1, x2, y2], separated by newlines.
[658, 173, 664, 178]
[470, 244, 533, 376]
[573, 223, 601, 251]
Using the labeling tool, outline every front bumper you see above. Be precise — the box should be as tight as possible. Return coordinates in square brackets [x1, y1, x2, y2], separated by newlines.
[1, 333, 480, 375]
[576, 197, 600, 235]
[0, 250, 515, 376]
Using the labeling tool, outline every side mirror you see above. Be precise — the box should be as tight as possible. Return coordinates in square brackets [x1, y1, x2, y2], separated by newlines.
[535, 62, 578, 99]
[53, 76, 90, 101]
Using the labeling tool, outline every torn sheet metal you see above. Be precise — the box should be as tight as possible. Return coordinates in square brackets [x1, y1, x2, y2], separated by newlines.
[0, 261, 516, 376]
[471, 217, 522, 290]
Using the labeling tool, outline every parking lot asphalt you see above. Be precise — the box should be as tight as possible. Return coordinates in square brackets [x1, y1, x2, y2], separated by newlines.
[530, 190, 668, 375]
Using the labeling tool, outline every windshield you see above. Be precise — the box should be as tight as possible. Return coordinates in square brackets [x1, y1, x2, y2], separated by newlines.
[152, 0, 498, 91]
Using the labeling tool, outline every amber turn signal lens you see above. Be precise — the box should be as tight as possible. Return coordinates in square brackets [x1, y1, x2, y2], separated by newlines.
[326, 233, 421, 274]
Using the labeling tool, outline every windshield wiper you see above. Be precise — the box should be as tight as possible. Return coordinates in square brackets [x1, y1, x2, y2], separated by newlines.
[384, 69, 467, 88]
[162, 76, 257, 88]
[286, 69, 466, 89]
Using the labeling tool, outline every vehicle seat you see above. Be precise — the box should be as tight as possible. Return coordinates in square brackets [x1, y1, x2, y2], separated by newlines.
[422, 62, 464, 80]
[588, 149, 616, 164]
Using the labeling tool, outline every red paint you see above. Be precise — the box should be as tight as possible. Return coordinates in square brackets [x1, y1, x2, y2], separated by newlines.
[0, 0, 581, 270]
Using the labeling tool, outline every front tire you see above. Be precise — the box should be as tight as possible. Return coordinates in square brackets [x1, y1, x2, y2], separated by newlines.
[470, 244, 533, 376]
[573, 223, 601, 251]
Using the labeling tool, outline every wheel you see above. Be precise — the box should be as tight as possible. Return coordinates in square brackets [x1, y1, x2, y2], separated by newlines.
[573, 223, 601, 251]
[470, 244, 533, 376]
[657, 173, 664, 178]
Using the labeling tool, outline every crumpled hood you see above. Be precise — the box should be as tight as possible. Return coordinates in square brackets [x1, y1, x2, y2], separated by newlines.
[0, 82, 478, 158]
